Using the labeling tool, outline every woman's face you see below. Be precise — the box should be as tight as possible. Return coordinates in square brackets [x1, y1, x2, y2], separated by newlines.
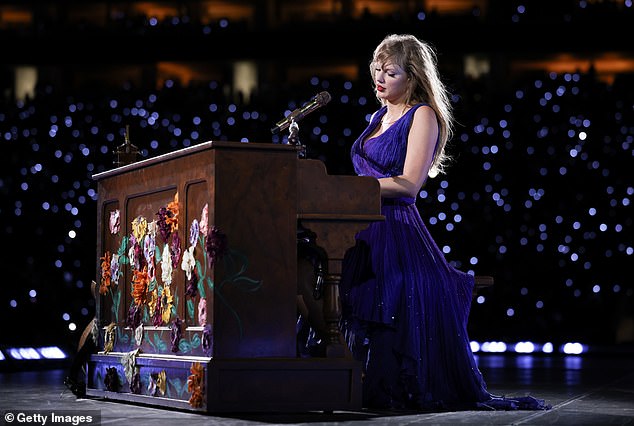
[374, 60, 409, 104]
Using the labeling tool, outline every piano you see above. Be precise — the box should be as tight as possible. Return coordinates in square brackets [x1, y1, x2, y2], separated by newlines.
[86, 141, 383, 412]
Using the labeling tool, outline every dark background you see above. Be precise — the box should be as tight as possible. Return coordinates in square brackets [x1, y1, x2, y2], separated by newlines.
[0, 0, 632, 357]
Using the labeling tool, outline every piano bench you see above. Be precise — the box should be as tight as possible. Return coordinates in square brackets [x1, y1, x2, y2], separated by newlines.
[473, 275, 494, 299]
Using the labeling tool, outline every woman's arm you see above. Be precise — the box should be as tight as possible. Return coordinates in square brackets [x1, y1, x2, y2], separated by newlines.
[378, 105, 438, 198]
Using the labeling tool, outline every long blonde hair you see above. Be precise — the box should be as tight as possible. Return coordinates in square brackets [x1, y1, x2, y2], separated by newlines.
[371, 34, 454, 178]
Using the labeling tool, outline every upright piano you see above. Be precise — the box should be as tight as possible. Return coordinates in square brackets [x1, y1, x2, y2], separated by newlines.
[86, 141, 383, 412]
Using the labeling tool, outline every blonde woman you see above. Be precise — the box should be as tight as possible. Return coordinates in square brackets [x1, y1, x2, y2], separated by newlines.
[340, 34, 549, 411]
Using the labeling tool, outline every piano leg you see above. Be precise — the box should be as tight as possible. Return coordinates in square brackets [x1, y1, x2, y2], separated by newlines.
[322, 273, 348, 358]
[297, 255, 351, 358]
[297, 228, 353, 359]
[297, 256, 327, 357]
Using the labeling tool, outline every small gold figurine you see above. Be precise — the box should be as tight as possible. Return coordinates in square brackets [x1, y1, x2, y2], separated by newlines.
[113, 125, 140, 167]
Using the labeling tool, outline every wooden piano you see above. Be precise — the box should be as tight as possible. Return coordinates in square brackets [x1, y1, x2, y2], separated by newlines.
[86, 141, 383, 412]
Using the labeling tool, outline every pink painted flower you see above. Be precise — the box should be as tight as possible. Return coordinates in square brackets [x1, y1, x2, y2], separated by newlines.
[109, 210, 120, 234]
[199, 204, 209, 237]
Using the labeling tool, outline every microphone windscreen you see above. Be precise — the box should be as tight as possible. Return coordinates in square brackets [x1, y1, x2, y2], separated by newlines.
[316, 91, 332, 106]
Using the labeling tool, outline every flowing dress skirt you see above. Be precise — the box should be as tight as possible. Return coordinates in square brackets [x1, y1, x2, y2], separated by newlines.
[340, 198, 547, 410]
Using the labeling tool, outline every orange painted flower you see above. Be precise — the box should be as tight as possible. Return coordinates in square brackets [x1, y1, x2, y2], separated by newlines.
[189, 388, 204, 408]
[187, 362, 204, 408]
[131, 266, 150, 306]
[99, 251, 112, 295]
[166, 192, 179, 233]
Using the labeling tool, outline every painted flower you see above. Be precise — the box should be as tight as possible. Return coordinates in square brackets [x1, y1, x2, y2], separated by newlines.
[135, 240, 145, 271]
[147, 219, 157, 240]
[104, 323, 116, 354]
[156, 193, 179, 243]
[161, 285, 174, 324]
[99, 251, 112, 295]
[152, 291, 163, 327]
[127, 304, 141, 330]
[166, 193, 179, 233]
[131, 215, 148, 243]
[110, 253, 120, 286]
[148, 373, 158, 396]
[161, 245, 173, 285]
[147, 288, 158, 314]
[109, 209, 120, 234]
[189, 386, 204, 408]
[171, 233, 182, 269]
[128, 236, 139, 271]
[131, 266, 149, 306]
[156, 206, 172, 243]
[157, 370, 167, 396]
[189, 219, 200, 247]
[205, 226, 228, 269]
[197, 298, 207, 326]
[189, 362, 204, 382]
[170, 317, 182, 353]
[121, 348, 140, 386]
[185, 270, 198, 298]
[134, 323, 144, 346]
[202, 324, 212, 357]
[187, 362, 204, 408]
[199, 204, 209, 237]
[143, 234, 155, 264]
[181, 245, 196, 281]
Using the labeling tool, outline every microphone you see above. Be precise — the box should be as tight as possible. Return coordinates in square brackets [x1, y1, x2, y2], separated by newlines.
[271, 91, 332, 134]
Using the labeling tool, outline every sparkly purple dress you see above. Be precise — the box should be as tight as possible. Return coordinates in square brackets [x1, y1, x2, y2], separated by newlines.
[341, 104, 548, 411]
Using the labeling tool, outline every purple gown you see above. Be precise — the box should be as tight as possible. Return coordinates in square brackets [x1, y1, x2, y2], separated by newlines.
[340, 104, 549, 411]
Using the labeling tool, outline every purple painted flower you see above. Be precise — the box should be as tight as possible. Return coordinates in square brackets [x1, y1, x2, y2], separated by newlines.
[185, 270, 198, 298]
[156, 206, 172, 243]
[206, 226, 228, 269]
[127, 304, 141, 330]
[152, 296, 163, 327]
[135, 242, 144, 270]
[144, 234, 155, 263]
[171, 233, 181, 269]
[189, 219, 200, 247]
[202, 324, 212, 357]
[170, 317, 183, 353]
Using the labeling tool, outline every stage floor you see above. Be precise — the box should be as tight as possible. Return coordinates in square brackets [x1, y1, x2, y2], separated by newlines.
[1, 353, 633, 425]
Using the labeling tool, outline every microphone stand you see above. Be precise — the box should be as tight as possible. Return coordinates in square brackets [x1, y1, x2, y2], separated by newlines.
[287, 119, 306, 158]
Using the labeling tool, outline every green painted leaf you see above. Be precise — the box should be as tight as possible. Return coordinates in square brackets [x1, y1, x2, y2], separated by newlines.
[187, 299, 194, 321]
[179, 340, 192, 354]
[190, 333, 201, 349]
[169, 377, 185, 398]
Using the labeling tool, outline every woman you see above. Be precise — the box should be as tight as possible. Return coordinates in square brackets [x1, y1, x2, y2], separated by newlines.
[340, 34, 549, 411]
